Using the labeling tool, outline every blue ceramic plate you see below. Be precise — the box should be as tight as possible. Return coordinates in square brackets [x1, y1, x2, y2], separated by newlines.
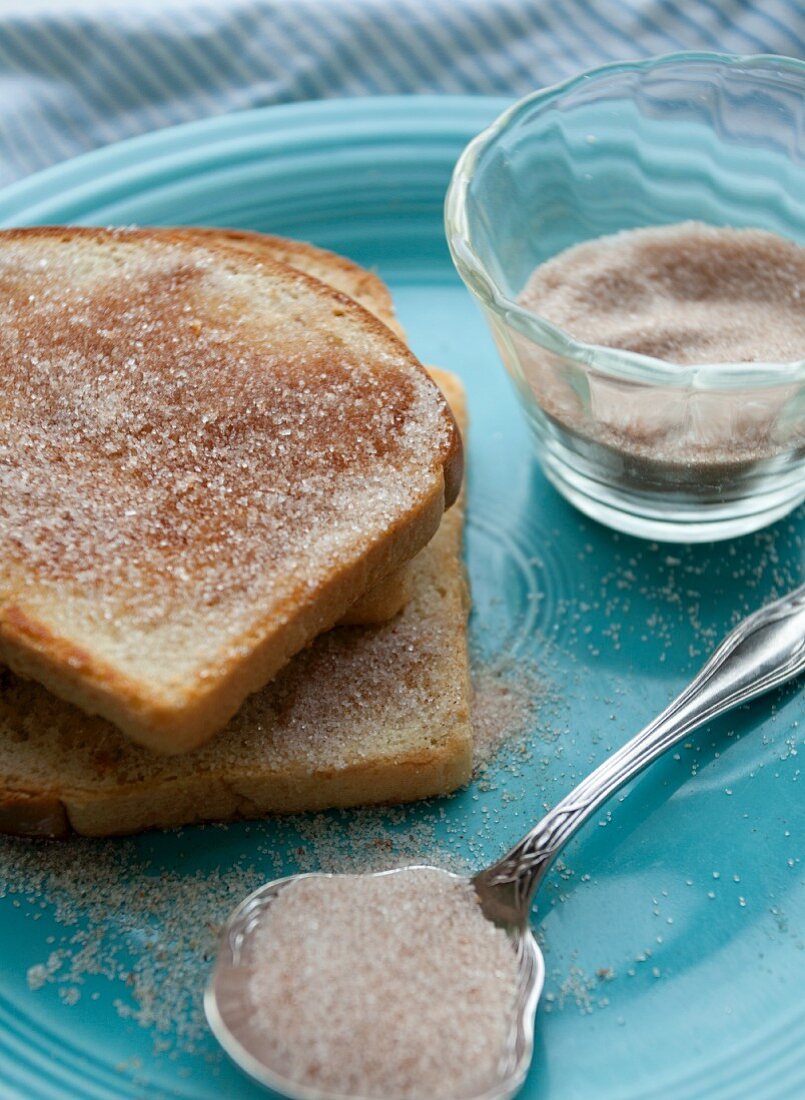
[0, 97, 802, 1100]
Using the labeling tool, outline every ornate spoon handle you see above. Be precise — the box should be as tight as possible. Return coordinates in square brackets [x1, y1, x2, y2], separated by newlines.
[477, 584, 805, 915]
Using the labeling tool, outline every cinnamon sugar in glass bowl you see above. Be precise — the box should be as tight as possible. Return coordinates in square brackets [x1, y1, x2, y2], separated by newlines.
[446, 53, 805, 542]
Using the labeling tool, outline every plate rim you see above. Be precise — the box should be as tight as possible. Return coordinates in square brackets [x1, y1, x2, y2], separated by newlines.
[0, 94, 512, 226]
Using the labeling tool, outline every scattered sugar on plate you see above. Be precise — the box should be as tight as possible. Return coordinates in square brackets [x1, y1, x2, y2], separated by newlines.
[0, 808, 478, 1059]
[471, 652, 550, 768]
[237, 868, 519, 1099]
[0, 835, 265, 1050]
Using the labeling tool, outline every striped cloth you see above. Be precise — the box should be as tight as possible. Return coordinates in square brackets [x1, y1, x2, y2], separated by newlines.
[0, 0, 803, 189]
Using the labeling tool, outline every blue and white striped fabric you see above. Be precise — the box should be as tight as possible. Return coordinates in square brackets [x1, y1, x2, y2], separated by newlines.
[0, 0, 802, 189]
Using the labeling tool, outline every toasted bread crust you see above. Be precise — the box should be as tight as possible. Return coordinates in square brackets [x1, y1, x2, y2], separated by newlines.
[0, 227, 463, 752]
[0, 789, 70, 838]
[0, 743, 472, 837]
[339, 561, 413, 625]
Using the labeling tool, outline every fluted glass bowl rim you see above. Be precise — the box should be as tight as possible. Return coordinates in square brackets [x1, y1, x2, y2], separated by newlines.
[445, 51, 805, 390]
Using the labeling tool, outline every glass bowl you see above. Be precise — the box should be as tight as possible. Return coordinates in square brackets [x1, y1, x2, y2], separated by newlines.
[445, 52, 805, 542]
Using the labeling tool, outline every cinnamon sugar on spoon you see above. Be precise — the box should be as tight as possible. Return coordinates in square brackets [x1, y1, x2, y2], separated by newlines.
[243, 869, 519, 1099]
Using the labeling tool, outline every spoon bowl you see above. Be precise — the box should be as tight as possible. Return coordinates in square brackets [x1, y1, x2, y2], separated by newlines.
[205, 865, 545, 1100]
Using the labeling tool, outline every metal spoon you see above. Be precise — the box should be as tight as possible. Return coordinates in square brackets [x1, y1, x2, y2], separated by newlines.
[206, 584, 805, 1100]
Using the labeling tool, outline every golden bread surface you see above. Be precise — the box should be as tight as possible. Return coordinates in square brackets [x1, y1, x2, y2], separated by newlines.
[0, 227, 462, 753]
[176, 227, 412, 626]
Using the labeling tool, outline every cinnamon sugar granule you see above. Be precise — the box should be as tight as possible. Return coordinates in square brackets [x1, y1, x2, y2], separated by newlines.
[244, 868, 519, 1099]
[471, 655, 548, 767]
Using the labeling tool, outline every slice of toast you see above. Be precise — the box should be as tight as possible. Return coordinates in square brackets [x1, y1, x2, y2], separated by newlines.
[183, 228, 407, 342]
[338, 559, 412, 625]
[0, 372, 471, 838]
[175, 228, 411, 627]
[0, 227, 462, 754]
